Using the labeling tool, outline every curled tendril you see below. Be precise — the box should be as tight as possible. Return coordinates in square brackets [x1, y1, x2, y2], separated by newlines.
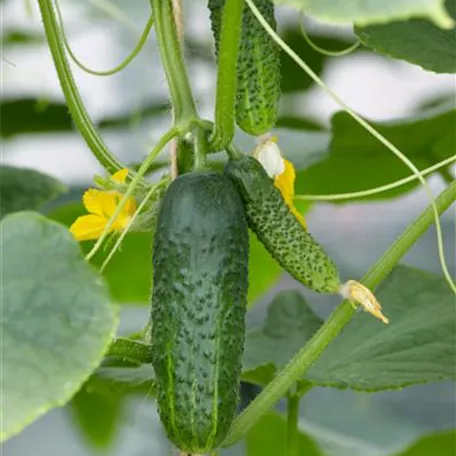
[299, 13, 360, 57]
[54, 0, 154, 76]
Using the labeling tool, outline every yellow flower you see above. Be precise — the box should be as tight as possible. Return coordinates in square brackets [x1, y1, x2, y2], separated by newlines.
[70, 169, 137, 241]
[254, 137, 306, 228]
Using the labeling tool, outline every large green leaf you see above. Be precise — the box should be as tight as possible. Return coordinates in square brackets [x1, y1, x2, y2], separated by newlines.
[242, 290, 322, 386]
[1, 212, 118, 441]
[0, 98, 168, 138]
[356, 0, 456, 73]
[246, 412, 324, 456]
[394, 430, 456, 456]
[248, 235, 283, 305]
[0, 165, 66, 219]
[242, 266, 456, 391]
[48, 202, 154, 305]
[70, 386, 123, 448]
[272, 0, 454, 28]
[49, 201, 284, 306]
[295, 107, 456, 201]
[69, 364, 155, 448]
[307, 266, 456, 390]
[280, 28, 360, 93]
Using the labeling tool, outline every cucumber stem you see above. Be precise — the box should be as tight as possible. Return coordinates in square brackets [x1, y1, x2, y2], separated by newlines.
[286, 394, 300, 456]
[150, 0, 197, 122]
[37, 0, 130, 177]
[223, 178, 456, 447]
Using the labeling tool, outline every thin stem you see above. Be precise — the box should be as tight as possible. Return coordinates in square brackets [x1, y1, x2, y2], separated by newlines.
[210, 0, 245, 150]
[37, 0, 131, 177]
[223, 179, 456, 447]
[150, 0, 197, 121]
[100, 178, 169, 272]
[294, 156, 456, 202]
[286, 394, 300, 456]
[86, 127, 180, 261]
[245, 0, 455, 294]
[55, 0, 154, 76]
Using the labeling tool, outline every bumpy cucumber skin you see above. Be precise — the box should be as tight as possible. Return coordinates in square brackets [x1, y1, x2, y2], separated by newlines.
[208, 0, 281, 135]
[150, 172, 249, 453]
[225, 156, 340, 293]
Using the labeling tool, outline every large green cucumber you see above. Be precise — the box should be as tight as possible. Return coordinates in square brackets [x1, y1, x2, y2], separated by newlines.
[150, 171, 249, 453]
[208, 0, 281, 135]
[225, 156, 340, 293]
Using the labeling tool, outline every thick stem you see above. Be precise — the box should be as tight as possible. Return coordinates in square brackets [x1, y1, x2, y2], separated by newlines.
[37, 0, 129, 176]
[286, 395, 300, 456]
[150, 0, 197, 122]
[223, 179, 456, 447]
[210, 0, 244, 150]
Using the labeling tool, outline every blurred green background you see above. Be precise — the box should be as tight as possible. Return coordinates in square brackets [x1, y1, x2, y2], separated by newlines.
[2, 0, 455, 455]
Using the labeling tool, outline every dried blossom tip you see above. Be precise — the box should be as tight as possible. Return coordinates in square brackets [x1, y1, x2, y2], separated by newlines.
[339, 280, 389, 324]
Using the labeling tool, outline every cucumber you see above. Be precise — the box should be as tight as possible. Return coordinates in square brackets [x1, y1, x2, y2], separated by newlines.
[150, 171, 249, 453]
[225, 156, 340, 293]
[208, 0, 281, 135]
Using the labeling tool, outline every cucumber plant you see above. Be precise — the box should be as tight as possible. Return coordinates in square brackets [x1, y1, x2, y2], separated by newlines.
[3, 0, 455, 455]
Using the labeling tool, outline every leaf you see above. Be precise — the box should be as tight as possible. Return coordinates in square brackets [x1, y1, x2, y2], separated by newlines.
[280, 28, 360, 93]
[70, 386, 122, 448]
[49, 202, 286, 306]
[0, 166, 66, 219]
[1, 212, 118, 441]
[356, 0, 456, 73]
[394, 430, 456, 456]
[276, 115, 324, 131]
[309, 266, 456, 390]
[295, 107, 456, 201]
[248, 235, 283, 305]
[246, 412, 324, 456]
[242, 266, 456, 391]
[272, 0, 454, 28]
[69, 364, 155, 448]
[0, 98, 168, 138]
[48, 202, 154, 305]
[0, 99, 73, 137]
[242, 290, 323, 386]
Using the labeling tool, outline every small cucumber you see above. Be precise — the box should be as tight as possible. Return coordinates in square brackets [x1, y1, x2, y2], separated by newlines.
[208, 0, 281, 135]
[225, 155, 340, 293]
[150, 172, 249, 453]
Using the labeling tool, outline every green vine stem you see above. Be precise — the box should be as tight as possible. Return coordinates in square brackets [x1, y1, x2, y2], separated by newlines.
[150, 0, 197, 123]
[37, 0, 130, 177]
[286, 394, 300, 456]
[223, 179, 456, 446]
[210, 0, 245, 150]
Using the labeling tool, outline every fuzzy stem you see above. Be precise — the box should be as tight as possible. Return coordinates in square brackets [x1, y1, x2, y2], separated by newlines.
[286, 394, 300, 456]
[37, 0, 130, 176]
[223, 179, 456, 447]
[150, 0, 197, 122]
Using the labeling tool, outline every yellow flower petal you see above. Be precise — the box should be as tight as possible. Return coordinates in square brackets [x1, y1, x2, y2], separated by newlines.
[274, 159, 307, 228]
[110, 168, 129, 184]
[70, 214, 112, 241]
[83, 189, 118, 217]
[274, 159, 295, 205]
